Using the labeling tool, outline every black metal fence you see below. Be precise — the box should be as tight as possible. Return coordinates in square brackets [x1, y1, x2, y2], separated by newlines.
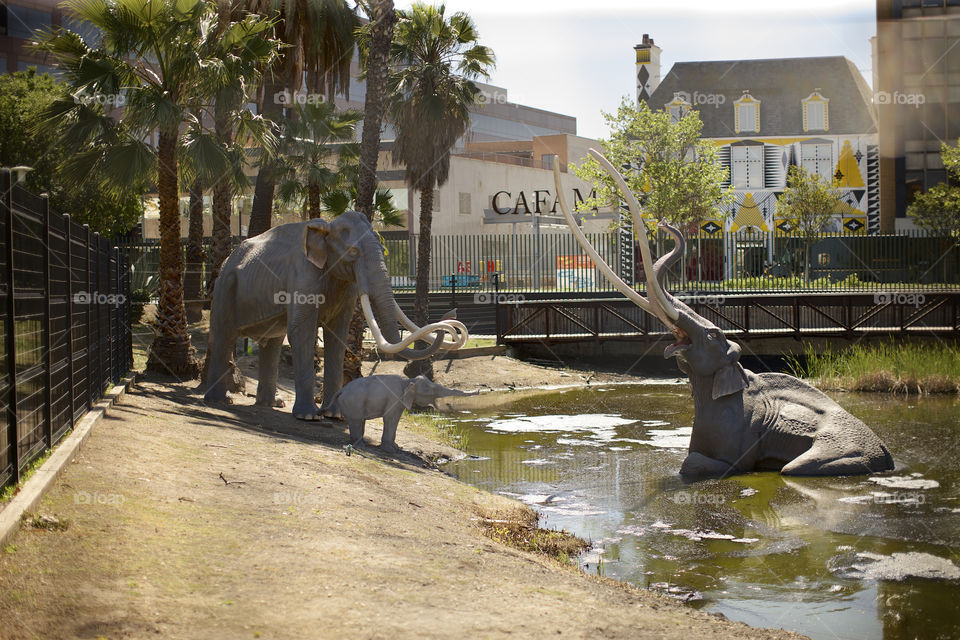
[386, 229, 960, 294]
[119, 226, 960, 301]
[120, 238, 241, 298]
[0, 170, 132, 492]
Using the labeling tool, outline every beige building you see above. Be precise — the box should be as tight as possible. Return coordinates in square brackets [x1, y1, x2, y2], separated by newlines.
[398, 134, 615, 237]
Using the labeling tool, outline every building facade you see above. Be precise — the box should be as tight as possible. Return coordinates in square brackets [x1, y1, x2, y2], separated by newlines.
[644, 52, 879, 278]
[876, 0, 960, 231]
[0, 0, 62, 74]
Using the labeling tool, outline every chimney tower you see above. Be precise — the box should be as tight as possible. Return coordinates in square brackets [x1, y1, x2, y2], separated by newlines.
[634, 34, 661, 104]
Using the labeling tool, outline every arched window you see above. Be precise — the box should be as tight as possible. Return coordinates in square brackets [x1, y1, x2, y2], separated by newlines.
[802, 90, 829, 132]
[667, 93, 691, 123]
[734, 92, 760, 134]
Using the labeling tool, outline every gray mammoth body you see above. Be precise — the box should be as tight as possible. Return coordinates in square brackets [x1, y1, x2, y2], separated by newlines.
[554, 150, 894, 477]
[329, 374, 472, 452]
[204, 212, 467, 420]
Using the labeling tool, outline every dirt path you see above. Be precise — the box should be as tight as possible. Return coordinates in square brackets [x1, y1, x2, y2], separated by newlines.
[0, 363, 803, 639]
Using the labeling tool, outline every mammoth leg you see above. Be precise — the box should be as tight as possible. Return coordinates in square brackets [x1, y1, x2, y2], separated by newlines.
[679, 451, 735, 477]
[288, 305, 322, 420]
[781, 448, 875, 476]
[320, 299, 354, 416]
[380, 407, 403, 454]
[255, 337, 284, 407]
[204, 324, 238, 404]
[348, 417, 366, 448]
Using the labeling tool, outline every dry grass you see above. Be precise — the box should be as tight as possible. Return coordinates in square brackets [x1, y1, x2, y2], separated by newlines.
[476, 506, 590, 565]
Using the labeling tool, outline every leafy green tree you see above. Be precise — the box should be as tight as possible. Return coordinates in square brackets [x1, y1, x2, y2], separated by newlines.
[275, 100, 362, 219]
[909, 141, 960, 238]
[574, 98, 732, 229]
[776, 165, 844, 282]
[0, 69, 142, 236]
[34, 0, 280, 378]
[908, 141, 960, 282]
[387, 2, 494, 379]
[908, 182, 960, 238]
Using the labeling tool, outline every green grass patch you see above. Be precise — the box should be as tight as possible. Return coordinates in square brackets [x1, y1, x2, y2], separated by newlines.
[1, 446, 56, 504]
[406, 411, 470, 450]
[789, 341, 960, 394]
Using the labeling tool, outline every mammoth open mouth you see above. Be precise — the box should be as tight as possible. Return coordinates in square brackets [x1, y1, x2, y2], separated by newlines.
[664, 333, 691, 359]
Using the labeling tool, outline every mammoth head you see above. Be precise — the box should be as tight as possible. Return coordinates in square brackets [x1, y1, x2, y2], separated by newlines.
[554, 150, 747, 400]
[401, 375, 472, 409]
[301, 211, 470, 361]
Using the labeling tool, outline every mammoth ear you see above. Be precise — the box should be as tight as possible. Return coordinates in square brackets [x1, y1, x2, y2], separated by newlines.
[302, 220, 330, 269]
[401, 380, 417, 410]
[712, 363, 748, 400]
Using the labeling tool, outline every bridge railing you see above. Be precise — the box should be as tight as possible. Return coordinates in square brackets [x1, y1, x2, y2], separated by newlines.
[496, 292, 960, 344]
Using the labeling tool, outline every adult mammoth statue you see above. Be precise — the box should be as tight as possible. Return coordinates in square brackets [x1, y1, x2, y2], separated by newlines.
[554, 150, 894, 477]
[204, 211, 468, 420]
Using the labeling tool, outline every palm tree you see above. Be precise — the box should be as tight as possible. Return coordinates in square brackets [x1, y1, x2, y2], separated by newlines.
[34, 0, 280, 377]
[184, 178, 206, 323]
[387, 3, 494, 378]
[341, 0, 396, 385]
[204, 0, 284, 294]
[275, 100, 362, 219]
[354, 0, 396, 216]
[245, 0, 359, 238]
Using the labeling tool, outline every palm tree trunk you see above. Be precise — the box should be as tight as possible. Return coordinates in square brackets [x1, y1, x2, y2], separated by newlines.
[247, 75, 285, 238]
[403, 183, 434, 380]
[147, 129, 200, 378]
[355, 0, 396, 215]
[184, 178, 205, 323]
[207, 106, 234, 295]
[343, 0, 397, 385]
[308, 181, 321, 219]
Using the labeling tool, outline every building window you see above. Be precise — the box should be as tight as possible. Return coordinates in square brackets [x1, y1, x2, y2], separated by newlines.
[542, 154, 555, 170]
[731, 144, 763, 188]
[6, 5, 51, 40]
[667, 93, 691, 123]
[802, 91, 829, 132]
[801, 142, 833, 181]
[734, 92, 760, 133]
[459, 192, 471, 215]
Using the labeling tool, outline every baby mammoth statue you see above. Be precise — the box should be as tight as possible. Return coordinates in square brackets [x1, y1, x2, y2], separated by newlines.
[329, 375, 475, 453]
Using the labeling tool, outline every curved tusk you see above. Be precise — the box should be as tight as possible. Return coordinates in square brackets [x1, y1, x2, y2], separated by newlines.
[361, 294, 462, 354]
[586, 148, 679, 323]
[553, 161, 661, 318]
[404, 322, 467, 349]
[394, 301, 468, 350]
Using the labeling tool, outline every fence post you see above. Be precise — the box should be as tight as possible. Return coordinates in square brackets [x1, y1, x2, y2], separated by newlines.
[41, 193, 53, 449]
[85, 224, 92, 408]
[2, 169, 18, 485]
[493, 273, 501, 344]
[65, 214, 75, 426]
[95, 233, 104, 391]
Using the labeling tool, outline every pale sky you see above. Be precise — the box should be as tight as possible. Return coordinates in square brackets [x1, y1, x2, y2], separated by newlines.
[392, 1, 877, 140]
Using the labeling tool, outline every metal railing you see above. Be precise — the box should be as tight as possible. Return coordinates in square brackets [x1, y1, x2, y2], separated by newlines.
[117, 227, 960, 301]
[386, 229, 960, 294]
[1, 170, 132, 492]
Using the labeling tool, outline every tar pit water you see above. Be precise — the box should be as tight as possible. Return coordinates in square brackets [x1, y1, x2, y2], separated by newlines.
[442, 384, 960, 640]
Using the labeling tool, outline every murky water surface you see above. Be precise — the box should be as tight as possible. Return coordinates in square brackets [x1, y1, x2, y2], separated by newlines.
[443, 384, 960, 640]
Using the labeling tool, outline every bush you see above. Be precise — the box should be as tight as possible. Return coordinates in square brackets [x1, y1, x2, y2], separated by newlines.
[129, 288, 152, 326]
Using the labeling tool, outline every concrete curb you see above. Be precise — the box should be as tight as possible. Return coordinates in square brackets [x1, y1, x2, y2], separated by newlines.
[0, 373, 138, 548]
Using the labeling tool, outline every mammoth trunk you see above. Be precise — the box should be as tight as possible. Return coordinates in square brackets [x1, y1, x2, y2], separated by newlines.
[369, 278, 403, 346]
